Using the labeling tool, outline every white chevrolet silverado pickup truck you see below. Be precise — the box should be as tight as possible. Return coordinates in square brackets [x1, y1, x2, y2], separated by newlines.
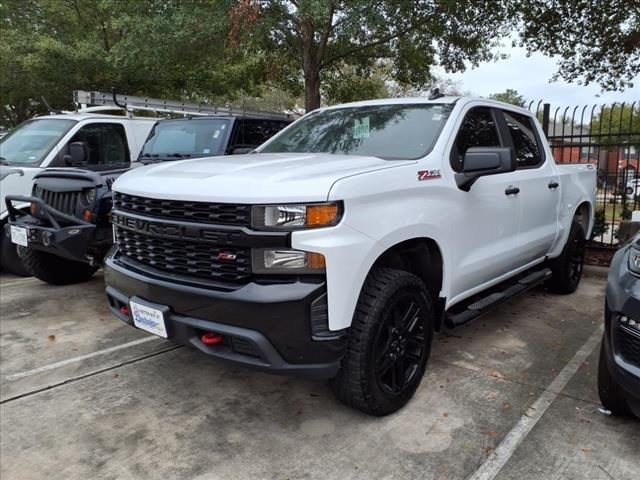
[104, 96, 596, 415]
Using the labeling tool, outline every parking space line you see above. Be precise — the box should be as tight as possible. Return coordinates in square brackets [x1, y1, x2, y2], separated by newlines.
[0, 277, 43, 288]
[1, 345, 182, 404]
[467, 325, 604, 480]
[5, 336, 160, 381]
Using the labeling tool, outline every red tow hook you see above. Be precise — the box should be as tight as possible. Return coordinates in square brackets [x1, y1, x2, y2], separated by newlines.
[120, 305, 130, 316]
[201, 332, 224, 345]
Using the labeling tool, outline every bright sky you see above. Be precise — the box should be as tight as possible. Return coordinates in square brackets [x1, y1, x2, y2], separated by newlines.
[443, 43, 639, 108]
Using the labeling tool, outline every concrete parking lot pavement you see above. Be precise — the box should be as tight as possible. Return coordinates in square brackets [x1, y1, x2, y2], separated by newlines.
[1, 271, 638, 480]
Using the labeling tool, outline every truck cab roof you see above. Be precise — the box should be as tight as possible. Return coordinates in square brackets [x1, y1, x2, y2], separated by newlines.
[32, 113, 157, 123]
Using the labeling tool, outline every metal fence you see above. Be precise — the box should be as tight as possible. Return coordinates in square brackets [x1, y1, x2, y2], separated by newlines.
[527, 100, 640, 247]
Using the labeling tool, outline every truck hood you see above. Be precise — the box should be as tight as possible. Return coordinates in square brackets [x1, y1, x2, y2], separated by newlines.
[0, 166, 43, 218]
[113, 152, 414, 203]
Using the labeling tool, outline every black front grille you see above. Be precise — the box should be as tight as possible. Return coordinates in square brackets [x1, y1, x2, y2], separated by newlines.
[116, 228, 251, 282]
[619, 326, 640, 368]
[37, 189, 81, 216]
[113, 193, 251, 226]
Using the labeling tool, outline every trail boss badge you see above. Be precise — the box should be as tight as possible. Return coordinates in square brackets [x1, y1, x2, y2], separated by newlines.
[418, 169, 441, 180]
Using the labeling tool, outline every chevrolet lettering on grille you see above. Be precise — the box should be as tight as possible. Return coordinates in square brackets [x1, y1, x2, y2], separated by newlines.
[112, 212, 232, 244]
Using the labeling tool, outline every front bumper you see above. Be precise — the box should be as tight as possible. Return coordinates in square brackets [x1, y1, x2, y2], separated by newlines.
[5, 195, 96, 263]
[603, 247, 640, 404]
[104, 251, 347, 379]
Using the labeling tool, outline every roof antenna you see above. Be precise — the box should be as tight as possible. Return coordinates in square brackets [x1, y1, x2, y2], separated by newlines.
[41, 96, 61, 114]
[428, 88, 445, 100]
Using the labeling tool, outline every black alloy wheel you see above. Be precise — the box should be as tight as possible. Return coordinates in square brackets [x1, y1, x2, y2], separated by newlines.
[374, 293, 427, 396]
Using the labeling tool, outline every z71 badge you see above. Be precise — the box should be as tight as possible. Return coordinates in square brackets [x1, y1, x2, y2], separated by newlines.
[418, 169, 441, 180]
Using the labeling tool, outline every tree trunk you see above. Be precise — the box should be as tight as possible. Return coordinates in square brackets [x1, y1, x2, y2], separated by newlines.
[304, 67, 321, 112]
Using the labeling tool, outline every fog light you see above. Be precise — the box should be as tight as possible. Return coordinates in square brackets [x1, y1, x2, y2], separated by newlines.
[252, 248, 326, 274]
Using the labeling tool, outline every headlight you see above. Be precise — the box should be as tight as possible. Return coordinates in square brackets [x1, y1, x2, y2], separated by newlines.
[81, 188, 97, 206]
[628, 247, 640, 275]
[252, 248, 326, 274]
[251, 202, 342, 230]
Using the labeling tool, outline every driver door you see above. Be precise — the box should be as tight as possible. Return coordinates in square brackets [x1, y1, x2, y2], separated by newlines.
[54, 122, 130, 171]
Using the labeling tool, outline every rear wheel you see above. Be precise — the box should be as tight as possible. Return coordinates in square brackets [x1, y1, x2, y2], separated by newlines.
[0, 233, 30, 277]
[597, 339, 632, 416]
[20, 247, 98, 285]
[545, 220, 585, 294]
[330, 268, 433, 416]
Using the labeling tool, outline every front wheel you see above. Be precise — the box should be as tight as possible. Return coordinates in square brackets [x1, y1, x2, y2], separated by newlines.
[0, 233, 30, 276]
[597, 340, 632, 416]
[20, 247, 98, 285]
[545, 220, 585, 294]
[330, 268, 434, 416]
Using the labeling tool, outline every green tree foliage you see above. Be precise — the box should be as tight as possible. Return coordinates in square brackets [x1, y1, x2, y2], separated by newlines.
[515, 0, 640, 91]
[488, 89, 525, 106]
[0, 0, 267, 126]
[589, 104, 640, 146]
[233, 0, 513, 111]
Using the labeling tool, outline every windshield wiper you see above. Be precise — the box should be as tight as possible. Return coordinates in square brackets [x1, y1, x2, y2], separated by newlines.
[0, 156, 11, 166]
[166, 153, 192, 158]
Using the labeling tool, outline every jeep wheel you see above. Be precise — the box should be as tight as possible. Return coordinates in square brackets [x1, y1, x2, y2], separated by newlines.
[330, 268, 433, 416]
[0, 233, 30, 277]
[597, 339, 632, 416]
[546, 220, 585, 294]
[20, 247, 98, 285]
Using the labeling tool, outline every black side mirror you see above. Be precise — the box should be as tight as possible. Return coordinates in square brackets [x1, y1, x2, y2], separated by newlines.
[455, 147, 516, 191]
[63, 142, 89, 166]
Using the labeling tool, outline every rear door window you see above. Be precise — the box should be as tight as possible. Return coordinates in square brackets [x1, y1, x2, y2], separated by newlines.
[450, 107, 502, 171]
[229, 119, 290, 152]
[501, 110, 544, 168]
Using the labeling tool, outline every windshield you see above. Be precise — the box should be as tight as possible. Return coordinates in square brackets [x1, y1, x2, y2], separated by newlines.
[259, 104, 453, 160]
[140, 119, 230, 159]
[0, 119, 76, 166]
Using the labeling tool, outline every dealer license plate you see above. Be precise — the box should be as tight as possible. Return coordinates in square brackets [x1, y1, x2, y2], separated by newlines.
[10, 226, 28, 247]
[130, 300, 168, 338]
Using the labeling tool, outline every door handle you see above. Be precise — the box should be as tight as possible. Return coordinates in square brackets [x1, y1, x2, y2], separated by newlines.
[548, 181, 559, 189]
[505, 186, 520, 196]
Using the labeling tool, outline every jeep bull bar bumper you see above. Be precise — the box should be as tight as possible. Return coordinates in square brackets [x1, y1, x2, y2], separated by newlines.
[4, 195, 96, 263]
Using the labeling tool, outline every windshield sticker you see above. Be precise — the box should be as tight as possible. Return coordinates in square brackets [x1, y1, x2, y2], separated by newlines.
[353, 117, 370, 139]
[433, 114, 443, 121]
[203, 148, 211, 154]
[213, 130, 220, 138]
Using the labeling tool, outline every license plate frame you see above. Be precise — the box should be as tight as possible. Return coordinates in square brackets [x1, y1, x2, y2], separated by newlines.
[130, 298, 169, 338]
[10, 226, 28, 247]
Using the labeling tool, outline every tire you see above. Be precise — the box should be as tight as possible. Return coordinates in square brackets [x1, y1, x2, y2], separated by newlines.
[0, 233, 30, 277]
[597, 339, 632, 416]
[330, 267, 434, 416]
[545, 220, 585, 294]
[20, 247, 98, 285]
